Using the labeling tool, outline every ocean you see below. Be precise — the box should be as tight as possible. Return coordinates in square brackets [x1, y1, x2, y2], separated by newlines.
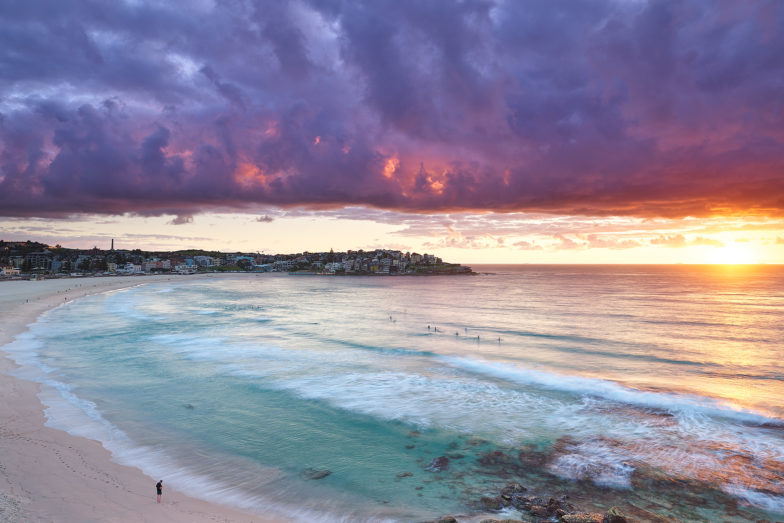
[4, 265, 784, 521]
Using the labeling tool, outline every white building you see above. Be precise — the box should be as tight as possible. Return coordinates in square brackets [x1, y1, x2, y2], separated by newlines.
[273, 260, 296, 271]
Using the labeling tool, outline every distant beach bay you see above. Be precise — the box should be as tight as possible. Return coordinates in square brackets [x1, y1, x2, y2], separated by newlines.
[3, 266, 783, 521]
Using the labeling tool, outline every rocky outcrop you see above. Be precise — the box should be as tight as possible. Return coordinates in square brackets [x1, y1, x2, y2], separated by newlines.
[480, 496, 505, 511]
[477, 482, 629, 523]
[499, 482, 528, 508]
[426, 517, 457, 523]
[561, 514, 604, 523]
[477, 482, 575, 515]
[602, 506, 628, 523]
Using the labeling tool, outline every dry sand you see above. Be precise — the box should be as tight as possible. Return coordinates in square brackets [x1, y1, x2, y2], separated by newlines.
[0, 275, 286, 522]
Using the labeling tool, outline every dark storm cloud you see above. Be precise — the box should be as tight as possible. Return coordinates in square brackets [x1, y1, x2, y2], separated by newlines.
[1, 0, 783, 218]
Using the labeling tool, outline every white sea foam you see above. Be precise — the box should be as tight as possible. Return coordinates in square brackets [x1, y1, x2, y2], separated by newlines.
[271, 370, 573, 439]
[440, 355, 782, 426]
[547, 439, 636, 488]
[147, 332, 303, 368]
[4, 330, 133, 445]
[724, 484, 784, 514]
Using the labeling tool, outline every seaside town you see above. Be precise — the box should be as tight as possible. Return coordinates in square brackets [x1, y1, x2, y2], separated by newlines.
[0, 240, 473, 279]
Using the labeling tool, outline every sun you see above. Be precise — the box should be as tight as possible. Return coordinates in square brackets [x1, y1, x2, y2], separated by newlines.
[711, 243, 758, 264]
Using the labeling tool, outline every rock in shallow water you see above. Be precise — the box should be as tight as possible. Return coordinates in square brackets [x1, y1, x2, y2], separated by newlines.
[500, 482, 527, 496]
[300, 468, 331, 480]
[478, 450, 512, 466]
[426, 456, 450, 472]
[481, 495, 504, 510]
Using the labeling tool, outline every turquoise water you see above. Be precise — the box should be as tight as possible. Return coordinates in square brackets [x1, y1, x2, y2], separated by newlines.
[4, 266, 784, 521]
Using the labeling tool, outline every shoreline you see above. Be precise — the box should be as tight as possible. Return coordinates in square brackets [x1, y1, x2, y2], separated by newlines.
[0, 274, 285, 522]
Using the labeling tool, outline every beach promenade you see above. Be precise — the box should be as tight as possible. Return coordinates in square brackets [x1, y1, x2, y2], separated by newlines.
[0, 275, 282, 522]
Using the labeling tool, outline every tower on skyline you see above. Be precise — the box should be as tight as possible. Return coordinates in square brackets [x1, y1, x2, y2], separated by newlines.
[111, 238, 114, 251]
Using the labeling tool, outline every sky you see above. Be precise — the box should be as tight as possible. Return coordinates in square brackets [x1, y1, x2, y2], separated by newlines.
[1, 0, 783, 263]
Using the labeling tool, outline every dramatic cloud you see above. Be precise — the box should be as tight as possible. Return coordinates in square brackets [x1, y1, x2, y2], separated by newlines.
[2, 0, 783, 219]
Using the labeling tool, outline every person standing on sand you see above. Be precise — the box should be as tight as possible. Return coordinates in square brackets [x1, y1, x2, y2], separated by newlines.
[156, 480, 163, 503]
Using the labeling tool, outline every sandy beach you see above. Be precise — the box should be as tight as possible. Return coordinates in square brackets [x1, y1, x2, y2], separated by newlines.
[0, 275, 284, 522]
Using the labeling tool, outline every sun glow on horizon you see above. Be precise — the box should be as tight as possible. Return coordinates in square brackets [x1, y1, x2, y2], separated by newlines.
[710, 242, 759, 265]
[2, 212, 783, 265]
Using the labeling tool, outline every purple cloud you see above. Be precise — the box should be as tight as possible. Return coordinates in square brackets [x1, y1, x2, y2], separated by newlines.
[2, 0, 784, 218]
[169, 214, 194, 225]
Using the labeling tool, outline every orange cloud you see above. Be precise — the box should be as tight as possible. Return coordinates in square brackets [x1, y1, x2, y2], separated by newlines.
[383, 157, 399, 179]
[235, 162, 267, 188]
